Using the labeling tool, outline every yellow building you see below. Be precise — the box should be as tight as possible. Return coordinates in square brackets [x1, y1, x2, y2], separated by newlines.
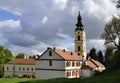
[74, 11, 86, 59]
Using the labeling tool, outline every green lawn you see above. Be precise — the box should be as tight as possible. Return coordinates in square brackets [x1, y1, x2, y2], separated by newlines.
[0, 70, 120, 83]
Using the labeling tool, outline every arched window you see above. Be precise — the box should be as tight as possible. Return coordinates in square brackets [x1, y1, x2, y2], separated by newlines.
[78, 46, 80, 51]
[78, 36, 80, 40]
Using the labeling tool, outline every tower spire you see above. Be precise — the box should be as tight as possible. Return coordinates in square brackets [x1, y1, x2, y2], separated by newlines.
[75, 9, 84, 31]
[76, 10, 83, 27]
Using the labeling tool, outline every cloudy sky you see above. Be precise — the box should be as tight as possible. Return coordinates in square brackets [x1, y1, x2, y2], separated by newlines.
[0, 0, 119, 56]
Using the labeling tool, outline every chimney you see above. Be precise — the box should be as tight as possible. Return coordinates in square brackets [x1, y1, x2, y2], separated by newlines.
[63, 49, 65, 52]
[47, 47, 51, 50]
[88, 56, 91, 60]
[82, 55, 84, 66]
[53, 47, 55, 50]
[24, 55, 29, 59]
[70, 52, 73, 55]
[85, 61, 88, 66]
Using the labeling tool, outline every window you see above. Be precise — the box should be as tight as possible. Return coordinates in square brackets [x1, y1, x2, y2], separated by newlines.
[66, 61, 71, 67]
[49, 51, 52, 56]
[49, 60, 52, 66]
[13, 67, 15, 70]
[7, 67, 9, 70]
[72, 71, 75, 76]
[76, 61, 80, 66]
[66, 71, 71, 77]
[27, 68, 29, 71]
[23, 67, 25, 71]
[72, 61, 75, 67]
[31, 68, 33, 71]
[78, 46, 80, 51]
[19, 67, 21, 71]
[66, 61, 69, 67]
[76, 70, 79, 76]
[78, 36, 80, 40]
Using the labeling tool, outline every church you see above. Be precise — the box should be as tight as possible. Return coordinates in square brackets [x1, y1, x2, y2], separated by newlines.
[35, 11, 105, 78]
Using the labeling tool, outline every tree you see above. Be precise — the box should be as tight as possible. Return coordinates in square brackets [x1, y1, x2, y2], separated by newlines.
[16, 53, 25, 58]
[101, 16, 120, 50]
[0, 46, 14, 77]
[88, 47, 98, 60]
[105, 47, 113, 63]
[116, 0, 120, 8]
[97, 50, 104, 64]
[111, 50, 120, 69]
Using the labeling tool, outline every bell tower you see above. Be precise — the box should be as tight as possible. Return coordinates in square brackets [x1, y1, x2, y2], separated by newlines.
[74, 10, 86, 59]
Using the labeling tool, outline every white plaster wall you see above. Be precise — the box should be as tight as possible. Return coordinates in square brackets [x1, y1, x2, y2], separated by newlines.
[4, 64, 35, 77]
[36, 70, 65, 78]
[39, 49, 63, 60]
[81, 69, 93, 77]
[35, 49, 66, 78]
[36, 60, 65, 70]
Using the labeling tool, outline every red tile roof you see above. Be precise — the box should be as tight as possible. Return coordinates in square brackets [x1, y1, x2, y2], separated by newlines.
[85, 59, 105, 69]
[90, 59, 104, 67]
[6, 58, 35, 65]
[86, 59, 97, 68]
[54, 48, 83, 60]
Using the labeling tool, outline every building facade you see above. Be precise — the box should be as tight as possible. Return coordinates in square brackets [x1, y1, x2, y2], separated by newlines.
[35, 11, 105, 78]
[36, 47, 83, 78]
[4, 58, 35, 77]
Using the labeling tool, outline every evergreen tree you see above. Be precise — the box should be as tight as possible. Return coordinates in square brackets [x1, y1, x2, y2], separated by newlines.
[88, 47, 98, 60]
[97, 50, 104, 64]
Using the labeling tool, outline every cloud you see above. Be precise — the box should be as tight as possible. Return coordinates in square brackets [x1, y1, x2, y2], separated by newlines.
[0, 0, 118, 55]
[52, 0, 67, 11]
[0, 20, 39, 47]
[86, 39, 105, 52]
[42, 16, 48, 24]
[82, 0, 117, 39]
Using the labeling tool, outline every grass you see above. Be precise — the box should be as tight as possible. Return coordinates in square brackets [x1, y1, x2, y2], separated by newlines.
[0, 70, 120, 83]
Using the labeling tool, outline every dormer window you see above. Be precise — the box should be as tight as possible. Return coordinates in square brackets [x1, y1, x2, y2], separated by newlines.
[49, 51, 52, 56]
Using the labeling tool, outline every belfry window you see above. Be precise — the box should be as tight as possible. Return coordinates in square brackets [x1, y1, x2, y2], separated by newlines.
[78, 46, 80, 51]
[78, 36, 80, 41]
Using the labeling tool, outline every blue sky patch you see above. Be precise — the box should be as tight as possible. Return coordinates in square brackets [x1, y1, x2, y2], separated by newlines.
[0, 9, 20, 21]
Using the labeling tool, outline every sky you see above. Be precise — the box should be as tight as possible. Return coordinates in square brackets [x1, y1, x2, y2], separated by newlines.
[0, 0, 119, 56]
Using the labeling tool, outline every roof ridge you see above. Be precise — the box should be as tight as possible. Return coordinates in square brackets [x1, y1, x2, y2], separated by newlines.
[90, 59, 99, 67]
